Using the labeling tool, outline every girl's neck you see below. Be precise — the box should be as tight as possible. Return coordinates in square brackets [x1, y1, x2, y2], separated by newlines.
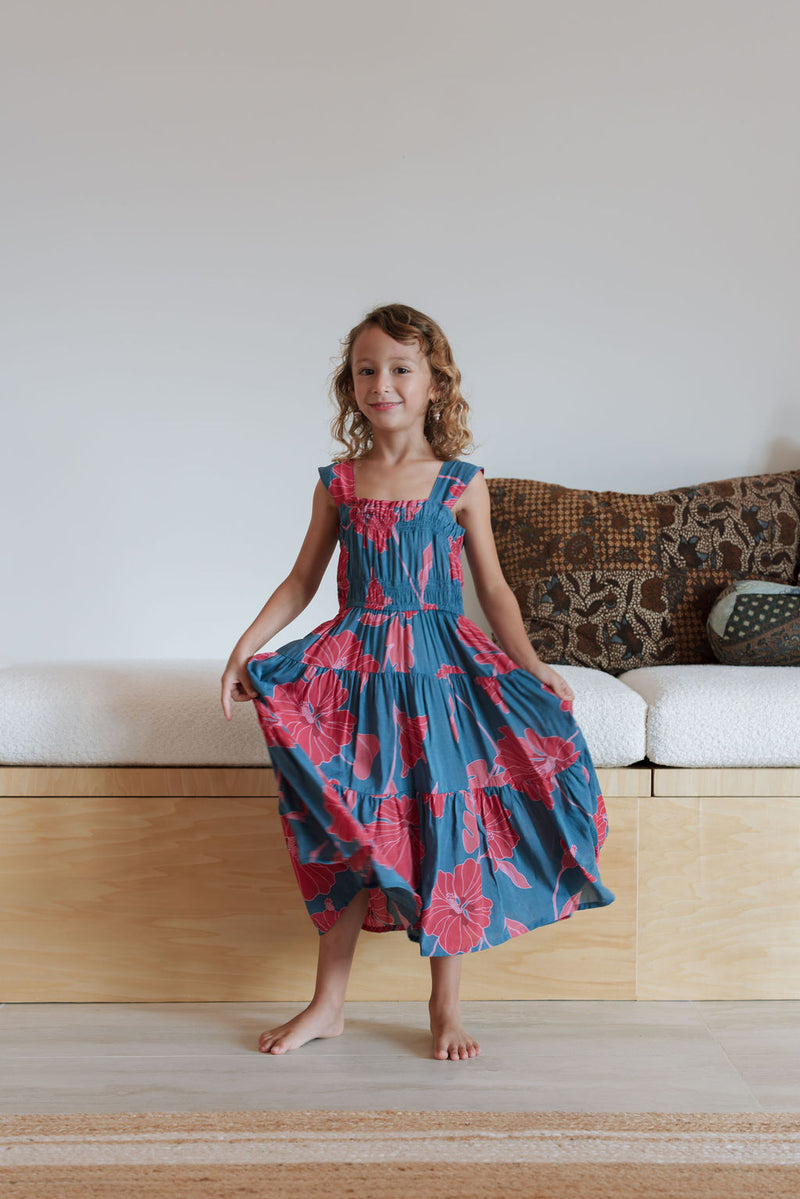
[360, 433, 437, 466]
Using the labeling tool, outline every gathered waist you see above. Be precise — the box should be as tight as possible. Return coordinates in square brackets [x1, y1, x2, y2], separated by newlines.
[342, 582, 464, 616]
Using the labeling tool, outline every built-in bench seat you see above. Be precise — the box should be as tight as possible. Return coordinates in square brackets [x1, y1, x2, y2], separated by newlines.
[1, 660, 799, 1002]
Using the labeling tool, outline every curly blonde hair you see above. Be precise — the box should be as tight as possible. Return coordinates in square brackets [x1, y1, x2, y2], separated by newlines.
[328, 302, 474, 462]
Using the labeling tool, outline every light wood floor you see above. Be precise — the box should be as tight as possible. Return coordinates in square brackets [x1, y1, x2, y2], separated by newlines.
[2, 1000, 798, 1114]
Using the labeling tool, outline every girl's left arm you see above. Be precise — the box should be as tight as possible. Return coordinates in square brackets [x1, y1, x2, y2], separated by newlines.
[457, 472, 575, 704]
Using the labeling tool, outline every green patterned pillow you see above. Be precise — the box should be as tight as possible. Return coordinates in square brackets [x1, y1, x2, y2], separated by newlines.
[707, 579, 800, 665]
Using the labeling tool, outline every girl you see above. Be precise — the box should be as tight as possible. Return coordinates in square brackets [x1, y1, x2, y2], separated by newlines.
[221, 303, 614, 1062]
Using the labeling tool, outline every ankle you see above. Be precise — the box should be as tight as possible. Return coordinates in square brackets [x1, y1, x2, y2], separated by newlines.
[428, 994, 461, 1015]
[309, 994, 346, 1015]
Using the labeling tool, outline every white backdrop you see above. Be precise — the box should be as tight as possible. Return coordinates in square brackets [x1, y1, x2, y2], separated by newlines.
[2, 0, 799, 663]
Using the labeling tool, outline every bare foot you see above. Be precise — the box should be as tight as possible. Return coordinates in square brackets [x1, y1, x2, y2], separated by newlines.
[258, 1002, 345, 1055]
[429, 1002, 481, 1061]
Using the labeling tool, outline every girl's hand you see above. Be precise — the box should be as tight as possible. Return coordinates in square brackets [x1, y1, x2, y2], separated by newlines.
[528, 662, 575, 704]
[221, 658, 258, 721]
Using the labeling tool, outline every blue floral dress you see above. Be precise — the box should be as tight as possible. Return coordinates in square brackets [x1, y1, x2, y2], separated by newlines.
[247, 458, 615, 956]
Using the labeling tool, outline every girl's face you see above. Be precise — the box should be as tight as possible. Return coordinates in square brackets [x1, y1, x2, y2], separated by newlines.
[350, 325, 436, 435]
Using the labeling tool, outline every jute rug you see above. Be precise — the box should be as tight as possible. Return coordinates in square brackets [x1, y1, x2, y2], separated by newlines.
[2, 1110, 799, 1198]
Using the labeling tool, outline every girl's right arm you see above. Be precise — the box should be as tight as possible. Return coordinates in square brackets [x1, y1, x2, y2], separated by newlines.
[221, 478, 339, 720]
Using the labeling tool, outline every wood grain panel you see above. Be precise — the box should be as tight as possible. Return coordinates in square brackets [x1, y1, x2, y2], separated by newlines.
[652, 768, 800, 797]
[638, 795, 800, 999]
[0, 767, 278, 798]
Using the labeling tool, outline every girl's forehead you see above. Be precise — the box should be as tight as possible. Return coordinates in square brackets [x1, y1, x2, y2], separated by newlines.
[352, 326, 426, 362]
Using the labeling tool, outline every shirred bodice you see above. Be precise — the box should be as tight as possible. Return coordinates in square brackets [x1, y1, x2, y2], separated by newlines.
[318, 459, 484, 617]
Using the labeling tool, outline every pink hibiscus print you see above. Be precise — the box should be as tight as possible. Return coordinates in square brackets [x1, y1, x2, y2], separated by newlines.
[456, 616, 518, 673]
[302, 629, 380, 674]
[256, 674, 355, 762]
[424, 858, 493, 953]
[474, 674, 509, 712]
[494, 725, 580, 808]
[283, 829, 337, 901]
[397, 707, 428, 777]
[351, 504, 398, 552]
[462, 791, 528, 888]
[362, 795, 421, 886]
[328, 464, 350, 507]
[448, 533, 464, 582]
[385, 614, 415, 672]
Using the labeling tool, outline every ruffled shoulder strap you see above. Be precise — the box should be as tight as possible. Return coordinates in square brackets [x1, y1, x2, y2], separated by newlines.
[318, 462, 353, 507]
[430, 459, 485, 509]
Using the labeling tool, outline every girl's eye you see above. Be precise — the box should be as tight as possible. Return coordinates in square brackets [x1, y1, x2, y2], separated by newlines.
[356, 366, 410, 375]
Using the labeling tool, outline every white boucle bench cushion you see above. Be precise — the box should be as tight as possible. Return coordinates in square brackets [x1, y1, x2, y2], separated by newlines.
[0, 661, 268, 767]
[541, 664, 646, 767]
[0, 660, 645, 768]
[617, 664, 800, 767]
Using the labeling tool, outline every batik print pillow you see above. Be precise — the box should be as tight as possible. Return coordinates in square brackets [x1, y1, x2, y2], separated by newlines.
[486, 470, 800, 675]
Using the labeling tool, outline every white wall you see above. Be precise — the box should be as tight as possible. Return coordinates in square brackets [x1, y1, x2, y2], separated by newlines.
[3, 0, 799, 664]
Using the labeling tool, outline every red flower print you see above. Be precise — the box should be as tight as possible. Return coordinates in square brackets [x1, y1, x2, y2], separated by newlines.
[466, 757, 509, 789]
[353, 733, 380, 781]
[364, 887, 398, 930]
[441, 476, 469, 508]
[504, 917, 530, 936]
[461, 790, 522, 876]
[494, 725, 580, 808]
[283, 828, 337, 901]
[474, 674, 510, 712]
[594, 792, 609, 848]
[436, 663, 465, 678]
[385, 615, 415, 672]
[558, 891, 583, 920]
[365, 575, 392, 608]
[456, 616, 518, 673]
[302, 629, 380, 674]
[425, 790, 448, 818]
[441, 465, 484, 508]
[311, 897, 342, 934]
[495, 857, 531, 888]
[397, 706, 428, 776]
[328, 464, 350, 507]
[447, 691, 459, 741]
[351, 504, 398, 552]
[424, 858, 493, 953]
[259, 673, 355, 762]
[417, 543, 433, 600]
[336, 543, 349, 607]
[307, 615, 341, 640]
[362, 796, 421, 886]
[321, 779, 366, 845]
[463, 793, 480, 854]
[478, 793, 520, 862]
[550, 837, 596, 920]
[448, 533, 464, 582]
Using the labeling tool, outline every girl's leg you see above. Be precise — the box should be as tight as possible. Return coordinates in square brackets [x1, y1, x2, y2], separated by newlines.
[428, 954, 481, 1061]
[258, 887, 370, 1055]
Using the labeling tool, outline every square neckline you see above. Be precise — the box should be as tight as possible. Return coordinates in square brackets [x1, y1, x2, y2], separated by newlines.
[348, 458, 447, 505]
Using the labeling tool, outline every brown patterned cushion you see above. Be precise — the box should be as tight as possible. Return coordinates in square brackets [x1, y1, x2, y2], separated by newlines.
[487, 470, 800, 674]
